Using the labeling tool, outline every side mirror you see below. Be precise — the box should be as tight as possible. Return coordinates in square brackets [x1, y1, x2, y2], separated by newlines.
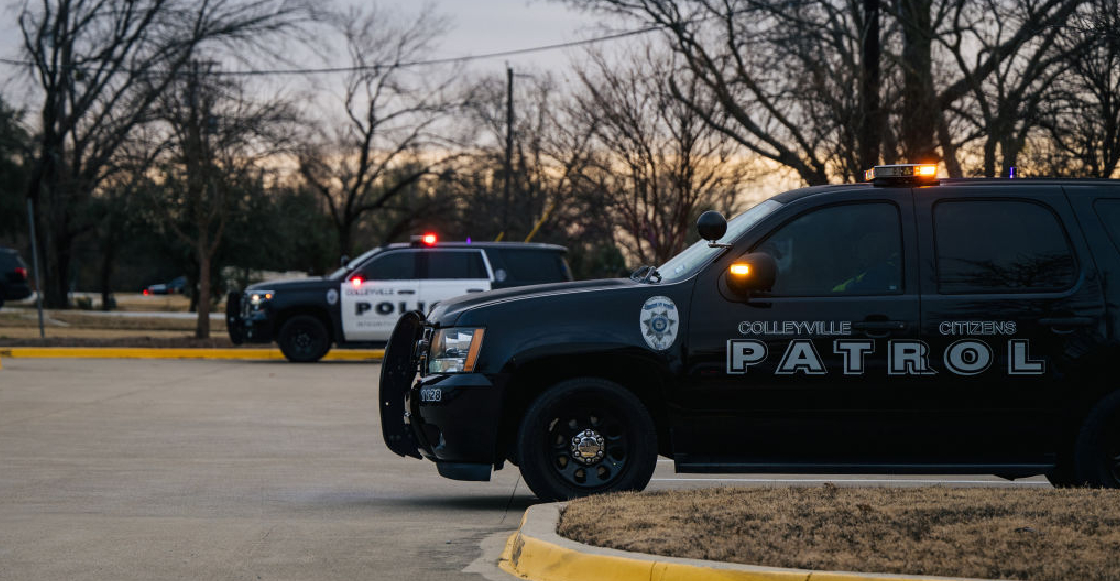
[697, 211, 727, 243]
[726, 252, 778, 295]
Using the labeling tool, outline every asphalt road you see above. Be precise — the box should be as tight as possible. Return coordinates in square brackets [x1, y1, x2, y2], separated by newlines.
[0, 359, 1049, 581]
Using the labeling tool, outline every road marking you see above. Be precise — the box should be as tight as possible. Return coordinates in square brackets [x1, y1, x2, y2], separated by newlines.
[651, 477, 1049, 485]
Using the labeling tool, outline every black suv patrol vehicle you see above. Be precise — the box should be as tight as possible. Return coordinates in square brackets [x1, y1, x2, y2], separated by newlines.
[380, 165, 1120, 501]
[227, 238, 571, 362]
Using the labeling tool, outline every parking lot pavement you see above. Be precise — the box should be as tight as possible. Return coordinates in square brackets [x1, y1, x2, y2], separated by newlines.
[0, 359, 533, 581]
[0, 360, 1048, 581]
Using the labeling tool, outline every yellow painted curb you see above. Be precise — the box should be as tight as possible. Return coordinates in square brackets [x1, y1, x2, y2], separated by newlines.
[500, 504, 980, 581]
[0, 347, 383, 361]
[500, 530, 805, 581]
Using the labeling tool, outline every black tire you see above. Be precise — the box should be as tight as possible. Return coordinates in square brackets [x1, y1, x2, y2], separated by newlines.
[516, 377, 657, 501]
[277, 315, 331, 363]
[1073, 390, 1120, 488]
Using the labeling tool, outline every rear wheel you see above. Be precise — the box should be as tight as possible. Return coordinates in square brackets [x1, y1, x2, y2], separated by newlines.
[1073, 391, 1120, 488]
[278, 315, 331, 363]
[516, 377, 657, 501]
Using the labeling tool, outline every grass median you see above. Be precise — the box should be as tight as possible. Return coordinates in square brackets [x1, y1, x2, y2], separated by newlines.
[0, 304, 235, 347]
[559, 486, 1120, 581]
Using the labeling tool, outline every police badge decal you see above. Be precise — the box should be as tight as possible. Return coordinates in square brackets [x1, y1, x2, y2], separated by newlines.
[640, 296, 679, 351]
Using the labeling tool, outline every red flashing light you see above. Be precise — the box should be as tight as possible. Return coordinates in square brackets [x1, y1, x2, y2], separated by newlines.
[143, 289, 149, 296]
[421, 233, 438, 245]
[351, 276, 364, 288]
[14, 266, 27, 279]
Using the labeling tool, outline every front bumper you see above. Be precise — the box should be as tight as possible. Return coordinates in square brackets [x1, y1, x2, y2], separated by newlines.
[378, 313, 506, 481]
[225, 291, 274, 344]
[407, 372, 505, 466]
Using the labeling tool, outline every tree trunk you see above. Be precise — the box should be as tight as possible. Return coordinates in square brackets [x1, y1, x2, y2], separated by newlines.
[99, 232, 116, 311]
[338, 217, 354, 261]
[48, 207, 72, 308]
[983, 140, 998, 178]
[899, 0, 938, 163]
[859, 0, 881, 171]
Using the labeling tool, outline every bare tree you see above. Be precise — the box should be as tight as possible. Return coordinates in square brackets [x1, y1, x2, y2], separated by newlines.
[571, 45, 747, 264]
[561, 0, 1081, 182]
[1035, 0, 1120, 177]
[456, 71, 602, 246]
[298, 4, 461, 258]
[918, 0, 1083, 176]
[19, 0, 313, 307]
[154, 67, 299, 338]
[558, 1, 881, 185]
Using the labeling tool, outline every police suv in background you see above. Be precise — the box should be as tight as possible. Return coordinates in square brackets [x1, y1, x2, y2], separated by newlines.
[227, 235, 572, 362]
[381, 166, 1120, 501]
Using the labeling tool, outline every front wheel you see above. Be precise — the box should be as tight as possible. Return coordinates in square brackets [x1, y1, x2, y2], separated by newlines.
[516, 377, 657, 501]
[277, 315, 331, 363]
[1073, 391, 1120, 488]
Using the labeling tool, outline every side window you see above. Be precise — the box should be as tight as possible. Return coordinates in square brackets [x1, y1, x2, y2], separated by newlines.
[1093, 199, 1120, 254]
[934, 199, 1076, 294]
[489, 249, 571, 285]
[425, 250, 489, 279]
[755, 203, 903, 297]
[360, 252, 418, 280]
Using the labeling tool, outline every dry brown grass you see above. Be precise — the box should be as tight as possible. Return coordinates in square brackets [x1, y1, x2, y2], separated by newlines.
[559, 487, 1120, 581]
[0, 313, 224, 331]
[0, 306, 233, 347]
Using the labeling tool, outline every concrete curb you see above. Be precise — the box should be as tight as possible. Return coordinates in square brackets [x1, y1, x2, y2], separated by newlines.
[0, 347, 383, 361]
[499, 503, 985, 581]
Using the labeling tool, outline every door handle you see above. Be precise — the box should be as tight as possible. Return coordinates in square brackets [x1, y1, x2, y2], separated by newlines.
[852, 320, 907, 331]
[852, 320, 906, 339]
[398, 289, 416, 295]
[466, 288, 485, 293]
[1039, 316, 1094, 333]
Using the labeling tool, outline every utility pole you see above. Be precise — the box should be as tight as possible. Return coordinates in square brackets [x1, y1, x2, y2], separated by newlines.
[502, 65, 514, 235]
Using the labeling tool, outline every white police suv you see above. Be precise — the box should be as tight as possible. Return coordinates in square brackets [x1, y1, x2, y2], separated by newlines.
[227, 235, 572, 362]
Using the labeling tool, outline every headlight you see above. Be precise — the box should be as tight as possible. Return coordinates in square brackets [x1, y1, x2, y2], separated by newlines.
[428, 327, 485, 374]
[248, 290, 275, 309]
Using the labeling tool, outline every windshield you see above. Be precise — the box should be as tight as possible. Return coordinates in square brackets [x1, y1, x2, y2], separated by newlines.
[656, 199, 783, 283]
[328, 247, 382, 279]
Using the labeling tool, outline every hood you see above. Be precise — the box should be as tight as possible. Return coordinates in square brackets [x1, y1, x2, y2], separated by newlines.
[245, 277, 326, 292]
[429, 278, 637, 323]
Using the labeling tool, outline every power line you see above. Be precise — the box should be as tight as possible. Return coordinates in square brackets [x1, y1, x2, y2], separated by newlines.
[0, 26, 659, 77]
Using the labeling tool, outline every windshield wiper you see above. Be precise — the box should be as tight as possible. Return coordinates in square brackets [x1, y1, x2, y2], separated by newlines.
[630, 265, 662, 284]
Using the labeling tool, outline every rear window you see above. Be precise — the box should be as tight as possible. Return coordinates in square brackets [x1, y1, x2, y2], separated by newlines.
[933, 199, 1077, 294]
[486, 249, 572, 286]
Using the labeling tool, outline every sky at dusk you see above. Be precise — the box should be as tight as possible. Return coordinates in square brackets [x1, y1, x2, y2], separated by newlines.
[431, 0, 622, 74]
[0, 0, 629, 100]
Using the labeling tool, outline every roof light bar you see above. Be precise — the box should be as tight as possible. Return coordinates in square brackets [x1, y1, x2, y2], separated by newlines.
[409, 233, 439, 247]
[865, 164, 939, 186]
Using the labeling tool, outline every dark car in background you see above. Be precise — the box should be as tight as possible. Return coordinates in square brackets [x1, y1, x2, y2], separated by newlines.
[0, 247, 32, 308]
[143, 275, 188, 296]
